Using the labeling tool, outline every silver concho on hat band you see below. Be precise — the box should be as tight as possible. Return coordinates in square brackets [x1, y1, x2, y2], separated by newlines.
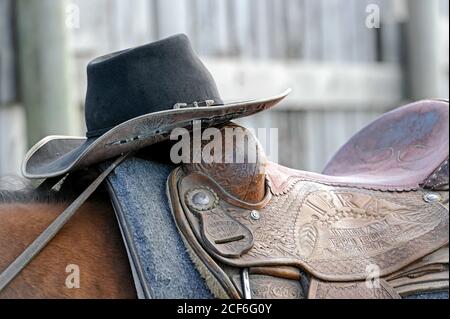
[173, 100, 215, 109]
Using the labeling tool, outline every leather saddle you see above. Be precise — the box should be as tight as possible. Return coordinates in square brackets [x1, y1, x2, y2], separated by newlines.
[168, 99, 449, 299]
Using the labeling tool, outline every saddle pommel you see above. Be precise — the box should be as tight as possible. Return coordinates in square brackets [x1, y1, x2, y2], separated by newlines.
[183, 123, 267, 203]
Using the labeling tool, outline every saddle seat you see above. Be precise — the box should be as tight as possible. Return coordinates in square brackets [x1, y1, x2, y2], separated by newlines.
[269, 99, 449, 193]
[168, 100, 449, 299]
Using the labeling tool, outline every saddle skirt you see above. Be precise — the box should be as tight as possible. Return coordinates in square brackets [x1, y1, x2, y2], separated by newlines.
[167, 99, 449, 299]
[171, 166, 448, 279]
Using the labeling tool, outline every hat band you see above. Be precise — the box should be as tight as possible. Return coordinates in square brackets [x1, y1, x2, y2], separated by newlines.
[85, 99, 223, 138]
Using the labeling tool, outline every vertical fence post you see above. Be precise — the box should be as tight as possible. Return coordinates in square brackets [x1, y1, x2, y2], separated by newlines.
[0, 0, 16, 105]
[0, 0, 26, 176]
[16, 0, 80, 147]
[406, 0, 440, 99]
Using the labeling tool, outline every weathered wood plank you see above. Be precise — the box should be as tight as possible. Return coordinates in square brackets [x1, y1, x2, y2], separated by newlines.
[70, 0, 112, 54]
[154, 0, 189, 39]
[0, 105, 26, 176]
[286, 110, 307, 168]
[203, 59, 402, 110]
[191, 0, 215, 55]
[322, 111, 348, 166]
[213, 0, 231, 56]
[440, 0, 449, 16]
[234, 106, 383, 172]
[375, 0, 409, 63]
[353, 0, 378, 62]
[110, 0, 155, 49]
[321, 0, 347, 62]
[227, 0, 252, 57]
[407, 0, 441, 99]
[266, 0, 287, 59]
[17, 0, 81, 146]
[0, 0, 16, 104]
[284, 0, 304, 59]
[302, 0, 323, 60]
[250, 0, 270, 58]
[341, 0, 358, 62]
[303, 111, 325, 172]
[190, 0, 230, 56]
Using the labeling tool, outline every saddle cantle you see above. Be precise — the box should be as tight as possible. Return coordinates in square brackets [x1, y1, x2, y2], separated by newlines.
[168, 99, 449, 299]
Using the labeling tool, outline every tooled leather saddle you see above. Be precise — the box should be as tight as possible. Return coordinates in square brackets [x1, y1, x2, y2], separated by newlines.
[168, 99, 449, 299]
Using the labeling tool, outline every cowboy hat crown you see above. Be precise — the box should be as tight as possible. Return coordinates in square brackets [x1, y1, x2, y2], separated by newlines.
[85, 34, 223, 137]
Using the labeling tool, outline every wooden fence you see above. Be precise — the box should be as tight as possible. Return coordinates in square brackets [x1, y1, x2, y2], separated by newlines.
[67, 0, 410, 171]
[0, 0, 27, 176]
[0, 0, 449, 176]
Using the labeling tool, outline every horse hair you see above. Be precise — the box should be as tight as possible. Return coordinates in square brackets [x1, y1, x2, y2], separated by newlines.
[0, 169, 107, 204]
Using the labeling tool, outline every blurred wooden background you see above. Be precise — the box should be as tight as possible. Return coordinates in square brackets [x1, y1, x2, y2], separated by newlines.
[0, 0, 27, 176]
[1, 0, 449, 176]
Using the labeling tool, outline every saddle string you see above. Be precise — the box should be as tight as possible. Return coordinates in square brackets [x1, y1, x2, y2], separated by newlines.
[241, 268, 252, 299]
[35, 175, 64, 192]
[0, 153, 129, 293]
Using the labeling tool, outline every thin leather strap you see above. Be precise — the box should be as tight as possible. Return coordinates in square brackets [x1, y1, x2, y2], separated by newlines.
[35, 175, 65, 192]
[0, 153, 129, 293]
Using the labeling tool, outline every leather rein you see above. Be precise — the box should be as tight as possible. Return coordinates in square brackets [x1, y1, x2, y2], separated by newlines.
[0, 153, 129, 293]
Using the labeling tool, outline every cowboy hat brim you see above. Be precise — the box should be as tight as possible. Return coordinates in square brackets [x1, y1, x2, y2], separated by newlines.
[22, 89, 291, 179]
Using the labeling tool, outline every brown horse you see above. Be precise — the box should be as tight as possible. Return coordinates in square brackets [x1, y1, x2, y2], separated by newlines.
[0, 172, 137, 299]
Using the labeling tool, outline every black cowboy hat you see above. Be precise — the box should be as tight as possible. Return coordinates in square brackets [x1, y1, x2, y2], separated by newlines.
[22, 34, 290, 179]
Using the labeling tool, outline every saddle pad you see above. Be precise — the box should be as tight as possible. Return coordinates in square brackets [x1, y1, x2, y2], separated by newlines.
[100, 157, 212, 299]
[169, 166, 449, 282]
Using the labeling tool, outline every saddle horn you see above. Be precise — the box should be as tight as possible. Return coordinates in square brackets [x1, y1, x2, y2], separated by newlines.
[183, 123, 267, 204]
